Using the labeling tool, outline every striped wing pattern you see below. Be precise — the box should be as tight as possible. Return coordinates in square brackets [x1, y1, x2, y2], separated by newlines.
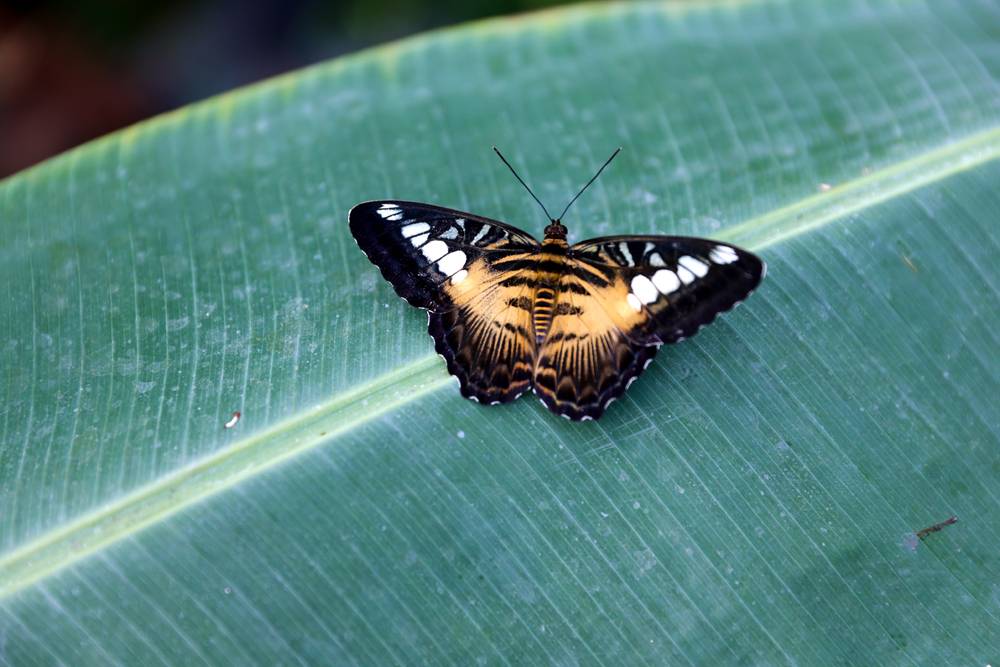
[349, 201, 540, 404]
[349, 201, 765, 421]
[348, 201, 540, 309]
[532, 237, 765, 419]
[570, 236, 766, 345]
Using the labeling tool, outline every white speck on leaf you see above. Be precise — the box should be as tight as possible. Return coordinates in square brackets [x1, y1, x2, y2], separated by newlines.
[634, 548, 657, 575]
[167, 316, 189, 332]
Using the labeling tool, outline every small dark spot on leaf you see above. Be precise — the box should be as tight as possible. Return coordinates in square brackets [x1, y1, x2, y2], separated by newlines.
[916, 515, 957, 540]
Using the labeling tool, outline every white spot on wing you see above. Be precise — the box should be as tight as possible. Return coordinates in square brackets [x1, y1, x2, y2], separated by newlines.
[619, 242, 634, 265]
[626, 293, 642, 312]
[437, 250, 466, 276]
[679, 255, 709, 277]
[677, 265, 696, 285]
[421, 240, 449, 263]
[410, 232, 429, 247]
[648, 252, 666, 267]
[652, 269, 680, 294]
[378, 204, 404, 221]
[401, 222, 429, 238]
[450, 269, 469, 285]
[709, 245, 738, 265]
[631, 275, 659, 304]
[472, 225, 490, 244]
[441, 227, 459, 240]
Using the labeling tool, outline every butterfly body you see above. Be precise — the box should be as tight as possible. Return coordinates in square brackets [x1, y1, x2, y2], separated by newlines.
[349, 199, 765, 421]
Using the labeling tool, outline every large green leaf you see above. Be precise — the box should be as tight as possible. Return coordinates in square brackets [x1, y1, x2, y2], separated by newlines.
[2, 0, 999, 663]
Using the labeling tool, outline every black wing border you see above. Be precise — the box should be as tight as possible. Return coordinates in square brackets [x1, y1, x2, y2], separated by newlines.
[349, 199, 542, 247]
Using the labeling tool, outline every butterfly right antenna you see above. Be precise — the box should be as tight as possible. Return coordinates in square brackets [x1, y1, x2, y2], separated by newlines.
[557, 147, 621, 221]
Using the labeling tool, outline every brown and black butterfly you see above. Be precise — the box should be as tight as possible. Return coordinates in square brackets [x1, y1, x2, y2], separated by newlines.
[349, 148, 765, 421]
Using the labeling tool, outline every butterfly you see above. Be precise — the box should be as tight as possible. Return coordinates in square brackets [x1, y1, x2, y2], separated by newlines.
[349, 148, 765, 421]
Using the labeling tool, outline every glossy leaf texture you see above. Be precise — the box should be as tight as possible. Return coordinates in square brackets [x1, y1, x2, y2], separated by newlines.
[2, 1, 999, 664]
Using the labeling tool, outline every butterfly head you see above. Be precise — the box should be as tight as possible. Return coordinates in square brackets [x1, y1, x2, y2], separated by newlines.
[543, 219, 568, 240]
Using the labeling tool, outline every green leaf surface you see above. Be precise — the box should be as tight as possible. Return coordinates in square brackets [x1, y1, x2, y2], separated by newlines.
[2, 0, 999, 663]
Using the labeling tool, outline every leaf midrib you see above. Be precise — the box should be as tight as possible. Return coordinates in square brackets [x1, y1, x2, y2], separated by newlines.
[2, 125, 999, 600]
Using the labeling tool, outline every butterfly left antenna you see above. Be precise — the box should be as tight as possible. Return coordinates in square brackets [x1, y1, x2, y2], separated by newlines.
[557, 147, 621, 221]
[493, 146, 555, 221]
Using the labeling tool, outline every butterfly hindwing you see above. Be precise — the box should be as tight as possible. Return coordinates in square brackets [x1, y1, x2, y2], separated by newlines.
[531, 258, 657, 420]
[349, 200, 541, 404]
[428, 261, 537, 404]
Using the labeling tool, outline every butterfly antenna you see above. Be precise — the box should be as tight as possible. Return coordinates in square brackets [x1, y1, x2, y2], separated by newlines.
[493, 146, 555, 221]
[557, 147, 622, 221]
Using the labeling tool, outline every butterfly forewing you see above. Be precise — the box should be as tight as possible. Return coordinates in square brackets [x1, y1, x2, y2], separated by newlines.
[349, 200, 541, 404]
[349, 200, 540, 309]
[570, 236, 765, 344]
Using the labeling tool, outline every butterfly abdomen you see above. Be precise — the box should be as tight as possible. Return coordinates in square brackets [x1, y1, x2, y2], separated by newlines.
[533, 287, 555, 343]
[532, 239, 570, 344]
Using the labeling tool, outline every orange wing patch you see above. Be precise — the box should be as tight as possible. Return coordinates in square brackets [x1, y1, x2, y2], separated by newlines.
[430, 253, 537, 404]
[533, 264, 658, 420]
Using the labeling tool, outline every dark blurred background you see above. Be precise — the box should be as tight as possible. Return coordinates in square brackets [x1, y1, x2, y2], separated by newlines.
[0, 0, 573, 178]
